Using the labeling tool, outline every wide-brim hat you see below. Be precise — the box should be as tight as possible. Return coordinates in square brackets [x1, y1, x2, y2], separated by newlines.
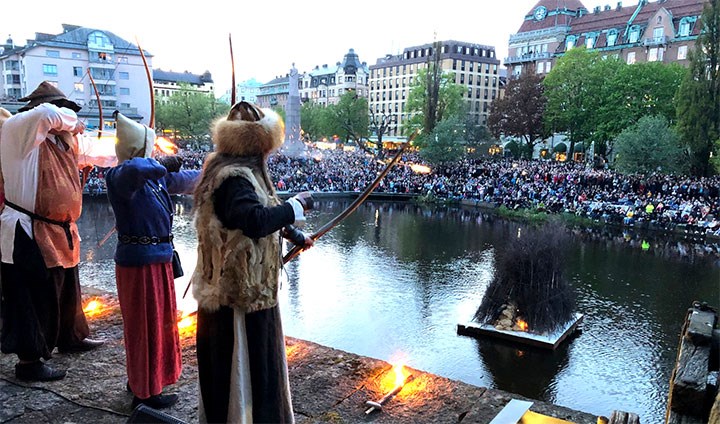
[18, 81, 81, 113]
[114, 111, 155, 163]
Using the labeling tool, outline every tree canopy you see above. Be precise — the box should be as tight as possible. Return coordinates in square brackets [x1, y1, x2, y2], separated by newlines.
[676, 0, 720, 176]
[154, 83, 228, 147]
[613, 115, 688, 175]
[487, 70, 547, 158]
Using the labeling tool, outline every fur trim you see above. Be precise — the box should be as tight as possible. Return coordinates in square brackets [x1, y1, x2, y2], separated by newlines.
[212, 108, 285, 157]
[192, 162, 282, 312]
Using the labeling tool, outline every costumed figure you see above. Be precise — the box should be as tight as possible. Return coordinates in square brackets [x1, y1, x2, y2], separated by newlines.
[105, 111, 200, 409]
[192, 101, 314, 423]
[0, 82, 108, 382]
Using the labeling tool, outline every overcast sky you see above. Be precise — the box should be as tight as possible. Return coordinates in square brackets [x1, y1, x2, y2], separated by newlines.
[4, 0, 608, 96]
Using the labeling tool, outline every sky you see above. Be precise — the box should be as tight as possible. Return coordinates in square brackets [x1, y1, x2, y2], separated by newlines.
[4, 0, 608, 96]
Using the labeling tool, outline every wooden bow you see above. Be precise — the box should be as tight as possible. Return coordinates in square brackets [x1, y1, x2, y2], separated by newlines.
[229, 33, 236, 105]
[80, 69, 103, 188]
[282, 129, 421, 264]
[136, 37, 155, 129]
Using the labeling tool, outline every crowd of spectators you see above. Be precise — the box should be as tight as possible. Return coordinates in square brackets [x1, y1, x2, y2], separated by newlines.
[81, 145, 720, 238]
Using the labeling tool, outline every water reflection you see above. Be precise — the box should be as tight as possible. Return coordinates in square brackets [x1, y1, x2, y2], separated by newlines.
[76, 195, 720, 424]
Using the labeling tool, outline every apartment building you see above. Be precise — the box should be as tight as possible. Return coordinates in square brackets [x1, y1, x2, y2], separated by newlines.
[256, 48, 369, 111]
[0, 24, 154, 131]
[153, 69, 214, 102]
[507, 0, 706, 77]
[368, 40, 502, 137]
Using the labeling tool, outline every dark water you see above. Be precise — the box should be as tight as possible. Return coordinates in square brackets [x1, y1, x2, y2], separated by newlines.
[77, 196, 720, 423]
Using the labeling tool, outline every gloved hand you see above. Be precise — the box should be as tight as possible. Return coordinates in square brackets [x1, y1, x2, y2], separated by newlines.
[282, 225, 315, 248]
[292, 191, 314, 211]
[157, 155, 184, 173]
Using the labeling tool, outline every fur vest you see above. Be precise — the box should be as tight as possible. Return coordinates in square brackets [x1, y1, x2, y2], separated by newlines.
[191, 162, 282, 312]
[191, 103, 286, 313]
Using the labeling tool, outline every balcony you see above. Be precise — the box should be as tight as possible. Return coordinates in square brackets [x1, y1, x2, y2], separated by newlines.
[643, 36, 669, 46]
[504, 52, 552, 65]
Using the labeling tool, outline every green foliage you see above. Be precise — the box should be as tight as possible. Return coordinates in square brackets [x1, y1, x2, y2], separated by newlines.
[323, 92, 369, 144]
[405, 66, 465, 138]
[414, 116, 465, 164]
[544, 48, 689, 160]
[613, 115, 688, 175]
[593, 60, 686, 156]
[675, 0, 720, 176]
[544, 48, 603, 155]
[155, 83, 229, 142]
[300, 101, 328, 141]
[487, 70, 547, 158]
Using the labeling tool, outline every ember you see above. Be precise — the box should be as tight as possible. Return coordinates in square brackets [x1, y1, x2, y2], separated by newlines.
[177, 312, 197, 338]
[494, 303, 530, 332]
[83, 298, 105, 318]
[365, 362, 415, 414]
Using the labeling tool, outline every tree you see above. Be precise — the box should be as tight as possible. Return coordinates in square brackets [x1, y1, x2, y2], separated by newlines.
[367, 109, 397, 158]
[676, 0, 720, 176]
[414, 116, 466, 164]
[300, 101, 329, 142]
[487, 70, 547, 159]
[613, 115, 688, 175]
[404, 42, 465, 139]
[544, 48, 603, 159]
[323, 92, 369, 147]
[594, 60, 686, 157]
[155, 83, 229, 145]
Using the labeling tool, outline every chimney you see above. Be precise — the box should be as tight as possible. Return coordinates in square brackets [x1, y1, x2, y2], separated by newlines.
[604, 4, 611, 11]
[617, 2, 622, 10]
[593, 6, 601, 13]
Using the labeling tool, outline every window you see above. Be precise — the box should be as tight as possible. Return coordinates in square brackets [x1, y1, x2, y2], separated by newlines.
[648, 48, 658, 61]
[43, 64, 58, 76]
[72, 52, 81, 59]
[653, 27, 664, 42]
[73, 67, 83, 77]
[679, 20, 691, 37]
[46, 50, 60, 58]
[545, 61, 552, 72]
[629, 29, 639, 43]
[678, 45, 688, 60]
[119, 71, 129, 80]
[121, 103, 131, 109]
[119, 87, 130, 95]
[537, 62, 544, 73]
[607, 30, 618, 46]
[5, 60, 19, 71]
[586, 36, 595, 49]
[566, 36, 576, 50]
[626, 52, 636, 64]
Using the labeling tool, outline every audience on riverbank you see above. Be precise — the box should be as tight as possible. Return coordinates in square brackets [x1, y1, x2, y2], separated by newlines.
[83, 144, 720, 238]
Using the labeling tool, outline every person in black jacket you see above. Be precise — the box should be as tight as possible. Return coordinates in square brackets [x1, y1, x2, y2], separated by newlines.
[191, 101, 312, 423]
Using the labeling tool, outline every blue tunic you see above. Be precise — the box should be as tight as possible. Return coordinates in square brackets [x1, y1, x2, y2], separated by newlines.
[105, 157, 200, 267]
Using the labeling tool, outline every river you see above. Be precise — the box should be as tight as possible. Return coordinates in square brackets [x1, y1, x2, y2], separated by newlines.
[77, 195, 720, 423]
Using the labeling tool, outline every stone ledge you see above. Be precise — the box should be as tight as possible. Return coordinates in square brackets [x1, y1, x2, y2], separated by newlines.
[0, 290, 600, 423]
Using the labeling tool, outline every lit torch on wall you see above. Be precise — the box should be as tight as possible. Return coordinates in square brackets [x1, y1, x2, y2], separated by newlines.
[364, 363, 415, 414]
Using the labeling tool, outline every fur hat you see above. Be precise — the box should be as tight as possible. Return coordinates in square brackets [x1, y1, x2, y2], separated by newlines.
[18, 81, 81, 113]
[211, 101, 285, 157]
[114, 111, 155, 163]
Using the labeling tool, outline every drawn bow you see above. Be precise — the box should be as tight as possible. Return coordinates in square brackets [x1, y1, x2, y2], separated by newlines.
[282, 129, 421, 264]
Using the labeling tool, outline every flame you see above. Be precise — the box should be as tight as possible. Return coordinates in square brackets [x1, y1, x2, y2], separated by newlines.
[410, 164, 431, 174]
[516, 318, 529, 332]
[83, 299, 104, 317]
[393, 363, 407, 387]
[177, 312, 197, 338]
[154, 136, 178, 155]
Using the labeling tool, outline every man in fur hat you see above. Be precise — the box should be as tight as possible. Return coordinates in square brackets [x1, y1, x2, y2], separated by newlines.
[192, 101, 313, 423]
[0, 82, 105, 381]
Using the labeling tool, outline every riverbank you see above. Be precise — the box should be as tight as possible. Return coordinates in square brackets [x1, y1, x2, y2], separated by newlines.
[0, 287, 607, 423]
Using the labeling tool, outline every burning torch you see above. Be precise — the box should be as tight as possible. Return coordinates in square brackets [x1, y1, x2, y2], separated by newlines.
[364, 363, 415, 414]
